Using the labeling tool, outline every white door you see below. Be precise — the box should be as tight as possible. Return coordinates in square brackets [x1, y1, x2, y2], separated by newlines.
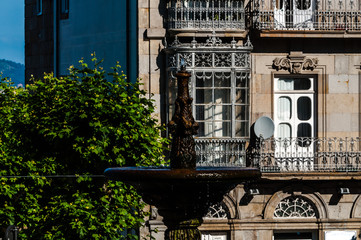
[274, 0, 314, 29]
[274, 0, 286, 29]
[293, 0, 314, 29]
[274, 77, 315, 171]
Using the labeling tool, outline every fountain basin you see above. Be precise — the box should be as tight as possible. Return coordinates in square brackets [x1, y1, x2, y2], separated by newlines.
[104, 166, 260, 231]
[104, 166, 260, 182]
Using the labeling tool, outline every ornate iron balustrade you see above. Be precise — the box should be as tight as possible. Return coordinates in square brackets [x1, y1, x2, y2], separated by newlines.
[167, 0, 246, 31]
[259, 137, 361, 172]
[254, 10, 361, 30]
[195, 138, 247, 166]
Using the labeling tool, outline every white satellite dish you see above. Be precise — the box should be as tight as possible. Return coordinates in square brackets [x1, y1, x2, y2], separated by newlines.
[254, 116, 275, 139]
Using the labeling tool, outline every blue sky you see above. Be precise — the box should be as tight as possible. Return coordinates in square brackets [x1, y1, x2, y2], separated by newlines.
[0, 1, 24, 64]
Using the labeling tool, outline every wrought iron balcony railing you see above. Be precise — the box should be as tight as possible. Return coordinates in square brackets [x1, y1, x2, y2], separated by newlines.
[259, 137, 361, 172]
[167, 0, 245, 31]
[195, 137, 361, 173]
[254, 10, 361, 31]
[195, 138, 247, 167]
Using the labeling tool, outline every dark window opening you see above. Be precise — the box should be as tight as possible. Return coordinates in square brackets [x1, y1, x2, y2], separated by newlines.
[60, 0, 69, 19]
[36, 0, 42, 15]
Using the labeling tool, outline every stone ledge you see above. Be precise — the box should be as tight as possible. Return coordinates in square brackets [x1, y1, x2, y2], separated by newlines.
[146, 28, 166, 39]
[262, 171, 361, 180]
[169, 29, 248, 38]
[259, 30, 361, 38]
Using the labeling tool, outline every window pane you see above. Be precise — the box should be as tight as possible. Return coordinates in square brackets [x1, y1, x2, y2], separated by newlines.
[214, 105, 231, 120]
[196, 74, 212, 87]
[197, 122, 213, 137]
[196, 89, 212, 104]
[297, 97, 311, 120]
[278, 123, 291, 138]
[297, 123, 311, 138]
[235, 105, 248, 120]
[236, 89, 247, 104]
[277, 78, 311, 90]
[214, 72, 231, 87]
[236, 72, 248, 88]
[214, 122, 231, 137]
[196, 105, 213, 121]
[297, 123, 312, 147]
[214, 89, 231, 104]
[277, 79, 294, 90]
[236, 121, 249, 137]
[277, 97, 291, 121]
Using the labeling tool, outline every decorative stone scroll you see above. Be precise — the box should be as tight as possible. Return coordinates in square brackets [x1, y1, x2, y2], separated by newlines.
[273, 52, 318, 74]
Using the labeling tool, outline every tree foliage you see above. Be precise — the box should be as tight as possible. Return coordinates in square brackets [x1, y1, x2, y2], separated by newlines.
[0, 57, 168, 239]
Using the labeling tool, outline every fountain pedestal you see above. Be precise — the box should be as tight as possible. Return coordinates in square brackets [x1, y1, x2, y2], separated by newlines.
[104, 68, 260, 240]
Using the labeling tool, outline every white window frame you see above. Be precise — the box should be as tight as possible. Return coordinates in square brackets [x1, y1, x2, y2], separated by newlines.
[273, 76, 316, 171]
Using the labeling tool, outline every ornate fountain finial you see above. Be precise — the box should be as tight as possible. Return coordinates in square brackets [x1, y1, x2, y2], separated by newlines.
[169, 61, 199, 169]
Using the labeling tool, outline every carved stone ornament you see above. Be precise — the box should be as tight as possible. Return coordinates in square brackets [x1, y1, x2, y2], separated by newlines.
[273, 52, 318, 74]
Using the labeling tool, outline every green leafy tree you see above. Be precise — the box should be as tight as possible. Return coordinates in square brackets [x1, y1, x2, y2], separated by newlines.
[0, 57, 168, 239]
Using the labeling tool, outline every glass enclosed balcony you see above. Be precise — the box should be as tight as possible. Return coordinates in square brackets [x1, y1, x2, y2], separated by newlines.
[167, 0, 246, 31]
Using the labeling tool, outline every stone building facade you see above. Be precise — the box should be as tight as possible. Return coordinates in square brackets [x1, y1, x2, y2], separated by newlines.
[139, 1, 361, 240]
[25, 0, 361, 239]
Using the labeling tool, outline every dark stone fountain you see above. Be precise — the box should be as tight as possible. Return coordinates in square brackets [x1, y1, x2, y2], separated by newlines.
[104, 67, 260, 240]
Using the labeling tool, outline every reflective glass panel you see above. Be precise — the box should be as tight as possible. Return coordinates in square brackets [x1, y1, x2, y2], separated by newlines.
[297, 123, 312, 147]
[196, 105, 213, 121]
[235, 121, 249, 137]
[214, 105, 232, 121]
[196, 72, 212, 87]
[278, 123, 291, 138]
[196, 89, 212, 104]
[214, 89, 231, 104]
[277, 78, 311, 90]
[214, 73, 231, 87]
[297, 97, 311, 120]
[297, 123, 311, 138]
[236, 89, 247, 104]
[277, 97, 291, 121]
[235, 105, 249, 120]
[214, 121, 231, 137]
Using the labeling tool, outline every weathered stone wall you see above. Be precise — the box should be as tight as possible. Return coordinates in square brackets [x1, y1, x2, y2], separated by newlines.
[138, 0, 167, 123]
[251, 51, 361, 139]
[148, 181, 361, 239]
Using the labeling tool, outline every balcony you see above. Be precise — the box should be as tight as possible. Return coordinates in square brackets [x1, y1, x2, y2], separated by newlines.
[259, 137, 361, 172]
[195, 138, 247, 167]
[167, 0, 246, 36]
[255, 10, 361, 31]
[195, 137, 361, 173]
[249, 0, 361, 37]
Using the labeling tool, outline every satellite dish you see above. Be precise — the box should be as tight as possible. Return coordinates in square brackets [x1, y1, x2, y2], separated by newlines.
[254, 116, 275, 139]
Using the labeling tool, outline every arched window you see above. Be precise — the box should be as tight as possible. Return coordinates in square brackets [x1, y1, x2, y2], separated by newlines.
[274, 196, 317, 218]
[204, 202, 230, 219]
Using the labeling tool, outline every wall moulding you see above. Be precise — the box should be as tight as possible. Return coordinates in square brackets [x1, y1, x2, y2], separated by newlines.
[273, 52, 319, 74]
